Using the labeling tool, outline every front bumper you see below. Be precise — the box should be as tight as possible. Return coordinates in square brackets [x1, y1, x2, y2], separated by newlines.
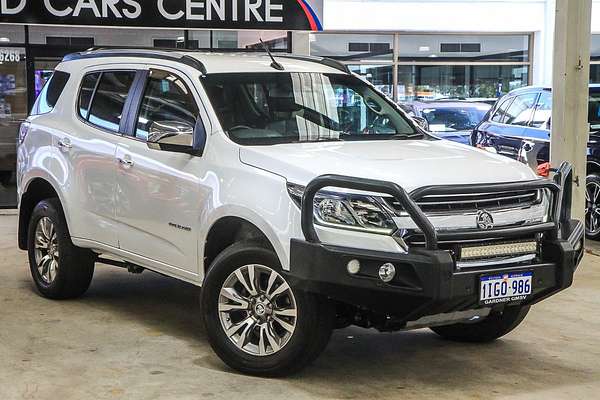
[287, 163, 584, 326]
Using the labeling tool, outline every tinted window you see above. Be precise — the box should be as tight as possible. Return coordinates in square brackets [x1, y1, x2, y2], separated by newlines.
[491, 96, 514, 123]
[504, 93, 538, 126]
[87, 71, 136, 133]
[78, 72, 100, 120]
[531, 91, 552, 128]
[32, 70, 70, 115]
[422, 106, 490, 132]
[589, 87, 600, 129]
[136, 70, 199, 141]
[202, 72, 417, 145]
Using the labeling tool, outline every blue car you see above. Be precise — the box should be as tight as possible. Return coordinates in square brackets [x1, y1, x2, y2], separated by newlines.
[400, 100, 491, 145]
[472, 85, 600, 239]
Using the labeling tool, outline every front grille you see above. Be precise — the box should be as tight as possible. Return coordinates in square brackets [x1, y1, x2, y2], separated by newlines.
[384, 189, 541, 215]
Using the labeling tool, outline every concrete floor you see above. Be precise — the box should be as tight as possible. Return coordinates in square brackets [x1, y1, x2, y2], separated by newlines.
[1, 214, 600, 400]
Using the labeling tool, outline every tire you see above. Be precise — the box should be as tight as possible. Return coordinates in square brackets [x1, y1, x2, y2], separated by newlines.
[585, 174, 600, 240]
[430, 306, 530, 343]
[200, 241, 334, 376]
[27, 198, 95, 299]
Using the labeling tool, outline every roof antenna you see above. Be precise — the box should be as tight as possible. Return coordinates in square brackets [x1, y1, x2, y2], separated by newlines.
[260, 38, 285, 71]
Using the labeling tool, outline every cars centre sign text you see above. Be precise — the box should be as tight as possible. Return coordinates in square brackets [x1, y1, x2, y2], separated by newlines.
[0, 0, 323, 31]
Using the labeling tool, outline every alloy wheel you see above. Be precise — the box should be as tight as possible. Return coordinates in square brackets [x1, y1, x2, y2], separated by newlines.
[218, 264, 297, 356]
[586, 180, 600, 236]
[34, 217, 59, 284]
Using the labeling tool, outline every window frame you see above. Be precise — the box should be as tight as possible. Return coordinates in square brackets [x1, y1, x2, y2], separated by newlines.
[31, 70, 71, 116]
[490, 95, 516, 124]
[529, 90, 552, 129]
[503, 92, 540, 127]
[76, 69, 141, 136]
[129, 68, 201, 142]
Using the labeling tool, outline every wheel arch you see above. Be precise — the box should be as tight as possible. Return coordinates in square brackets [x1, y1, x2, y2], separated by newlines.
[18, 177, 67, 250]
[203, 215, 279, 275]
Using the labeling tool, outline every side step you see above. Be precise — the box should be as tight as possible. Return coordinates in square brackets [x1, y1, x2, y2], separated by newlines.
[96, 256, 145, 274]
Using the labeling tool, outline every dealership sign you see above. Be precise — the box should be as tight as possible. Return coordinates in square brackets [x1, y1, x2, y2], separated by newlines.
[0, 0, 323, 31]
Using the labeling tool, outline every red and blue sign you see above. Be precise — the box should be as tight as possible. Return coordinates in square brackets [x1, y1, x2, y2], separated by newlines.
[296, 0, 323, 31]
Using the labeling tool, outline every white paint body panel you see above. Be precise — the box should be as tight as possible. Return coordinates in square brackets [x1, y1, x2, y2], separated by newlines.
[17, 52, 540, 287]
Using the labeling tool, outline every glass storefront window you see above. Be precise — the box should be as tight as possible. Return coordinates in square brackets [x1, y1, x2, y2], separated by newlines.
[0, 47, 26, 207]
[311, 33, 531, 103]
[349, 65, 393, 99]
[591, 65, 600, 83]
[0, 25, 25, 44]
[212, 30, 288, 50]
[398, 34, 529, 62]
[29, 26, 186, 48]
[188, 31, 211, 49]
[311, 33, 394, 61]
[590, 35, 600, 83]
[397, 64, 529, 101]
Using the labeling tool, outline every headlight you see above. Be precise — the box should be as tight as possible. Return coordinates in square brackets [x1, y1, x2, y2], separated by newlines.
[287, 183, 397, 235]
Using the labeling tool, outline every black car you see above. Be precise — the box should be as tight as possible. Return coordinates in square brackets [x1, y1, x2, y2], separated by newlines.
[472, 85, 600, 239]
[400, 100, 491, 145]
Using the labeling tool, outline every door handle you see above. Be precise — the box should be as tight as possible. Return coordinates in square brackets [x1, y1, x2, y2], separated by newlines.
[57, 138, 72, 151]
[117, 155, 134, 168]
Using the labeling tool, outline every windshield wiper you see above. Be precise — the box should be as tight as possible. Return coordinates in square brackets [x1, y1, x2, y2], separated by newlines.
[389, 133, 425, 140]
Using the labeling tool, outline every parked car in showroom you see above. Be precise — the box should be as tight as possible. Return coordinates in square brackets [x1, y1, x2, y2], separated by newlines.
[400, 100, 491, 144]
[17, 49, 583, 376]
[472, 85, 600, 239]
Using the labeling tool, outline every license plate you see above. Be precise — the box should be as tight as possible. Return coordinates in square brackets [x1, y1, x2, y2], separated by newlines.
[479, 272, 532, 305]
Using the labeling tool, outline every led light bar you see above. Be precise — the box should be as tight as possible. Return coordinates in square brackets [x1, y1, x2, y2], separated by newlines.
[460, 241, 538, 261]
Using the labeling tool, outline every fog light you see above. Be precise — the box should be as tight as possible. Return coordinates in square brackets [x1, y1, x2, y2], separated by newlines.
[347, 259, 361, 275]
[378, 263, 396, 283]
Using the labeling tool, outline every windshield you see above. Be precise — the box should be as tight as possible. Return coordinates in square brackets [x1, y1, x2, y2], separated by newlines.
[421, 106, 489, 132]
[201, 72, 420, 145]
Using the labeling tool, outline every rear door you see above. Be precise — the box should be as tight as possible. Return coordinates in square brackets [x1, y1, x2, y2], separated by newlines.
[61, 68, 138, 248]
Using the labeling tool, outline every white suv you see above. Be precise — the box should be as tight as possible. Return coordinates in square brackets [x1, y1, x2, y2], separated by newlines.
[17, 49, 584, 376]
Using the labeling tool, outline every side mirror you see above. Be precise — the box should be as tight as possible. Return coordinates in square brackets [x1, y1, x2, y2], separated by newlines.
[412, 116, 429, 132]
[147, 121, 195, 153]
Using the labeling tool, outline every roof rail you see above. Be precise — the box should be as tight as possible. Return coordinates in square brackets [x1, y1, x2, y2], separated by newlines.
[62, 48, 208, 76]
[275, 54, 351, 74]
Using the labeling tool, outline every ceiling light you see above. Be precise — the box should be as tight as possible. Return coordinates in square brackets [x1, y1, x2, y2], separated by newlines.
[419, 46, 430, 52]
[0, 37, 10, 43]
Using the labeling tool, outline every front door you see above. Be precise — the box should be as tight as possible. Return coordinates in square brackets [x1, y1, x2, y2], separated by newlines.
[115, 68, 208, 276]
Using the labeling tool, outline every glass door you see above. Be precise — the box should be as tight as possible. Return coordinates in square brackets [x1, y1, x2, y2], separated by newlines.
[0, 47, 27, 208]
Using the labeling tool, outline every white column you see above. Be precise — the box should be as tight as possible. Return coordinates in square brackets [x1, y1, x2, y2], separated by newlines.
[551, 0, 592, 221]
[292, 32, 311, 55]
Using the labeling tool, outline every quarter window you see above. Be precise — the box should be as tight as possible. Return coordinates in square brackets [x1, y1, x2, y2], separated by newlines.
[135, 70, 199, 141]
[32, 70, 70, 115]
[504, 93, 538, 126]
[86, 71, 136, 133]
